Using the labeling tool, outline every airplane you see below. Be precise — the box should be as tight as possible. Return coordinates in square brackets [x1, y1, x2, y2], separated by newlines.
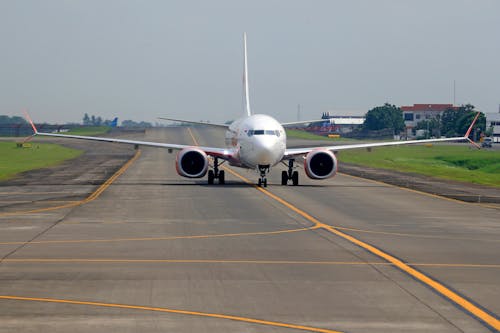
[25, 33, 480, 187]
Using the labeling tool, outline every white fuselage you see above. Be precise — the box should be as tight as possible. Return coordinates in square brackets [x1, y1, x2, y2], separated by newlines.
[224, 114, 286, 169]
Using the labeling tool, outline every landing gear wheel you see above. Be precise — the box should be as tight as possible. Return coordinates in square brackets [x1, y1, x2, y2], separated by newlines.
[208, 170, 215, 185]
[257, 165, 270, 187]
[292, 171, 299, 186]
[281, 171, 288, 185]
[218, 170, 225, 185]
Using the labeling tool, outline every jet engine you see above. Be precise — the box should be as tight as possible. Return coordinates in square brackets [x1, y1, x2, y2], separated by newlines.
[304, 149, 337, 179]
[175, 148, 209, 178]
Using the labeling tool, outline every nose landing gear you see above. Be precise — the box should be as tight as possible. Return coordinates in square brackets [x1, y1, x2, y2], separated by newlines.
[208, 157, 225, 185]
[281, 159, 298, 186]
[258, 165, 270, 187]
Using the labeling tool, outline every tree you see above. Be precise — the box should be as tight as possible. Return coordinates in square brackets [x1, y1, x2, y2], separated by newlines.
[96, 116, 103, 126]
[440, 104, 485, 138]
[364, 103, 405, 133]
[83, 113, 90, 125]
[415, 118, 441, 138]
[0, 115, 27, 124]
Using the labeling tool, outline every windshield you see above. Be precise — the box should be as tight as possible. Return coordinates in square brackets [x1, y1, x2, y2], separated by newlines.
[247, 129, 280, 137]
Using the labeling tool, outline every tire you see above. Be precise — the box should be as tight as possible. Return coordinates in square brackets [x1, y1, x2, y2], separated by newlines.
[292, 171, 299, 186]
[208, 170, 215, 185]
[218, 170, 225, 185]
[263, 178, 267, 187]
[258, 178, 262, 187]
[281, 171, 288, 185]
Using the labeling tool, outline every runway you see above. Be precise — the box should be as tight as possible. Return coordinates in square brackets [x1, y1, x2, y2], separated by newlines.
[0, 127, 498, 332]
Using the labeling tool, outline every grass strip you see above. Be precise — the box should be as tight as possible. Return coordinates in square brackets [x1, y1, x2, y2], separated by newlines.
[64, 126, 110, 136]
[338, 145, 500, 187]
[0, 141, 82, 181]
[286, 129, 357, 142]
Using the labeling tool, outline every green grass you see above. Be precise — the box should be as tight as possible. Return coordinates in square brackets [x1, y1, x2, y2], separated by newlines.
[64, 126, 110, 136]
[338, 145, 500, 187]
[286, 129, 357, 142]
[0, 141, 83, 181]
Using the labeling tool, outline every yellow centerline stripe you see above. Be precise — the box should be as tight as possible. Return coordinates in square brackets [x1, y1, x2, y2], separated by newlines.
[187, 127, 199, 146]
[0, 150, 141, 217]
[3, 223, 494, 246]
[0, 226, 319, 245]
[3, 258, 500, 268]
[221, 166, 500, 330]
[0, 295, 342, 333]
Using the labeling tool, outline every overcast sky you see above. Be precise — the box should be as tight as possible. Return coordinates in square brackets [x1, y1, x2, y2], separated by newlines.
[1, 0, 499, 124]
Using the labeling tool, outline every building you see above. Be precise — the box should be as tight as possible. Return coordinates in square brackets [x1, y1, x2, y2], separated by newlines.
[317, 112, 365, 134]
[486, 111, 500, 143]
[400, 104, 458, 137]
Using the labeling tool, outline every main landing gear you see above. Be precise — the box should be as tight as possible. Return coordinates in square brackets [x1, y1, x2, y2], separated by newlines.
[257, 165, 270, 187]
[208, 157, 225, 185]
[281, 159, 299, 186]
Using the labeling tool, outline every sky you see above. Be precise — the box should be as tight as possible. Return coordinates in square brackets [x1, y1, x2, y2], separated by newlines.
[1, 0, 499, 124]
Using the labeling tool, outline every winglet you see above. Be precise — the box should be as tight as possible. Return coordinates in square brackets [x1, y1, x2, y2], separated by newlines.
[464, 112, 481, 149]
[464, 111, 480, 138]
[23, 111, 38, 134]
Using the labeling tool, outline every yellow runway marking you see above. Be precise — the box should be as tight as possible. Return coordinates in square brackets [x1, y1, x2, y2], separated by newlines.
[0, 226, 318, 245]
[187, 127, 199, 147]
[0, 150, 141, 217]
[3, 258, 500, 269]
[221, 166, 500, 330]
[0, 295, 342, 333]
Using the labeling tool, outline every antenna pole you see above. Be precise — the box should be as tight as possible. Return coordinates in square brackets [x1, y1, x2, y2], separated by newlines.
[453, 80, 456, 105]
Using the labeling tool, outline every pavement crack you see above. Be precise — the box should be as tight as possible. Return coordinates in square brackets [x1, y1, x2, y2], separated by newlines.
[0, 212, 71, 264]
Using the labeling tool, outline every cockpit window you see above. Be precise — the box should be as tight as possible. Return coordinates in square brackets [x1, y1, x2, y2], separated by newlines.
[247, 129, 280, 137]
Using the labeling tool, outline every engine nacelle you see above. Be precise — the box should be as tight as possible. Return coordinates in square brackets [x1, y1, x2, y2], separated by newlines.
[304, 149, 337, 179]
[175, 148, 209, 178]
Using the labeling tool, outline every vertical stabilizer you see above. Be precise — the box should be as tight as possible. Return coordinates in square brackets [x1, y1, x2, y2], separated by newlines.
[243, 33, 251, 116]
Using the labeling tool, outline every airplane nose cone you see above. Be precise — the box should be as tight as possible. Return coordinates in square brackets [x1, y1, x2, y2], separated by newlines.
[254, 137, 278, 165]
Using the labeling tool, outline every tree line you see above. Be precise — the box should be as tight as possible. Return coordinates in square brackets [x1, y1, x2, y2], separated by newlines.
[363, 103, 486, 137]
[0, 115, 27, 124]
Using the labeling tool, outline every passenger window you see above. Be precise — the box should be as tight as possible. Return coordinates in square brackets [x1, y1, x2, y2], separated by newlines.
[247, 130, 254, 137]
[254, 130, 264, 135]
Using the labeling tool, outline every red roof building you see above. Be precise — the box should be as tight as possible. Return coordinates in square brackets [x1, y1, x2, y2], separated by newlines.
[401, 104, 458, 137]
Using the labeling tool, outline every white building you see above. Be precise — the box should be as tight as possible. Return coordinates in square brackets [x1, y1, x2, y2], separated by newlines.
[486, 112, 500, 143]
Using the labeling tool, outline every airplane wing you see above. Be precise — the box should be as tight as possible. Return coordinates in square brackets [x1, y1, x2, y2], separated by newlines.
[158, 117, 229, 128]
[284, 112, 481, 158]
[25, 115, 235, 160]
[280, 119, 330, 127]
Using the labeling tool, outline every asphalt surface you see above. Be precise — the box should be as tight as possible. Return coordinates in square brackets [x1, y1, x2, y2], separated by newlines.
[0, 127, 498, 333]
